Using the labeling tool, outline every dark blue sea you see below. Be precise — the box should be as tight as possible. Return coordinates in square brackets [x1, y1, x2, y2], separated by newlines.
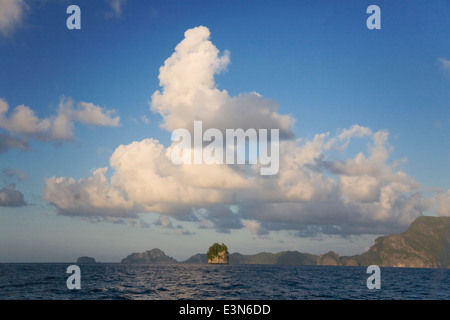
[0, 263, 449, 300]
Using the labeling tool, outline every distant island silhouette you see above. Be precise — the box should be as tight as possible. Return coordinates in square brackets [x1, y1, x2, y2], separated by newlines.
[90, 216, 450, 268]
[76, 256, 96, 264]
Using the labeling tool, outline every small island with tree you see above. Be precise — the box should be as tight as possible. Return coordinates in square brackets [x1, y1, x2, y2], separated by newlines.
[206, 243, 229, 264]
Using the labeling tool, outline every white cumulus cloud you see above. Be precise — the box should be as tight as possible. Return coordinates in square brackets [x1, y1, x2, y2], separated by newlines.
[150, 26, 295, 139]
[43, 124, 432, 235]
[42, 26, 448, 237]
[0, 97, 120, 145]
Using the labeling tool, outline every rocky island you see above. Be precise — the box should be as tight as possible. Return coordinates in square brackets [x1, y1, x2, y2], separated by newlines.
[76, 256, 96, 263]
[206, 243, 229, 264]
[340, 216, 450, 268]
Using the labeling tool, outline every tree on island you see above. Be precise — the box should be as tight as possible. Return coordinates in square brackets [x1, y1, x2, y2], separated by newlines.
[207, 243, 229, 264]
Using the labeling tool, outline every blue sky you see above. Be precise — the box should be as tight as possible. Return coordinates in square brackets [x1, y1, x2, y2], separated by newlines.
[0, 0, 449, 262]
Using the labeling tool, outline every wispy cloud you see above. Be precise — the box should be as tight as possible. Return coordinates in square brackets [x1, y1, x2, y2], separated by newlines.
[1, 168, 28, 183]
[154, 215, 195, 235]
[140, 115, 150, 124]
[438, 57, 450, 74]
[105, 0, 127, 19]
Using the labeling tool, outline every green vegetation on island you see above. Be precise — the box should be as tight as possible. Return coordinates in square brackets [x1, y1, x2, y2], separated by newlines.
[206, 243, 229, 264]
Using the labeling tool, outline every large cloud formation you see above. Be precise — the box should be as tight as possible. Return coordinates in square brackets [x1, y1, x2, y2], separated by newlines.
[43, 26, 448, 237]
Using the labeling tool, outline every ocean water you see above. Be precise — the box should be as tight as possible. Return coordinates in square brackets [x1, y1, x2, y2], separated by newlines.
[0, 263, 449, 300]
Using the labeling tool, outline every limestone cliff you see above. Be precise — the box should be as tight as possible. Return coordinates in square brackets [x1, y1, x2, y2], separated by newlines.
[208, 250, 229, 264]
[206, 243, 229, 264]
[349, 216, 450, 268]
[317, 251, 340, 266]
